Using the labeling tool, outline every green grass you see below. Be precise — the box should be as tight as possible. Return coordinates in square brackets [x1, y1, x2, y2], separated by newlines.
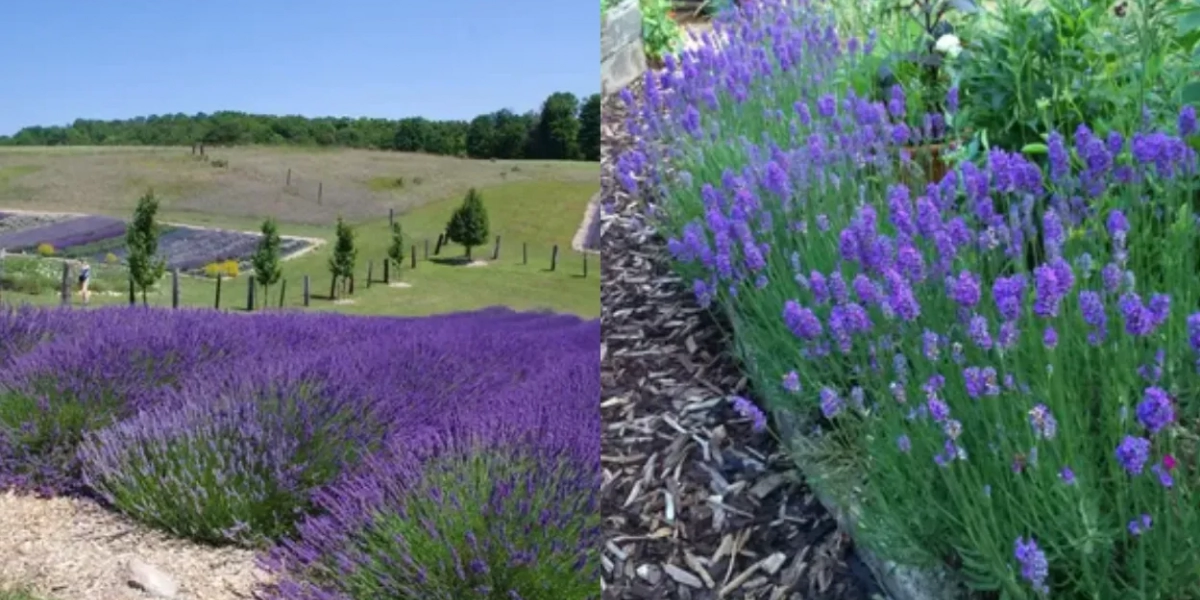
[0, 165, 42, 186]
[3, 180, 599, 317]
[0, 587, 45, 600]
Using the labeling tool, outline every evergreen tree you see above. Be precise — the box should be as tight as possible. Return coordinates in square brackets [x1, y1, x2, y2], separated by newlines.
[125, 190, 166, 306]
[251, 218, 283, 307]
[387, 221, 406, 277]
[328, 217, 357, 297]
[445, 188, 490, 260]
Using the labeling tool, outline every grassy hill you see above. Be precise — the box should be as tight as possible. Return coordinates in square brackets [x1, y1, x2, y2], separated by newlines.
[0, 146, 599, 317]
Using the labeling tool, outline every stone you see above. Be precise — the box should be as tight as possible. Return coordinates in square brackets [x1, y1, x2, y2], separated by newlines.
[601, 0, 648, 94]
[635, 563, 663, 586]
[602, 40, 648, 95]
[126, 557, 179, 599]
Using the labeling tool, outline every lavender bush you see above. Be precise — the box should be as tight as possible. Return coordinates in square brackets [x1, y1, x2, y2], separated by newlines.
[619, 0, 1200, 597]
[260, 362, 600, 600]
[0, 304, 599, 598]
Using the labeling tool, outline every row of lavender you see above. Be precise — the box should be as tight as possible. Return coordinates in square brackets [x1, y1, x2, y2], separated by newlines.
[620, 0, 1200, 598]
[0, 305, 599, 599]
[0, 212, 311, 271]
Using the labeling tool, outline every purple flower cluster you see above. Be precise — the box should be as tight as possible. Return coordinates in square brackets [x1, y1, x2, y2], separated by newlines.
[0, 305, 599, 597]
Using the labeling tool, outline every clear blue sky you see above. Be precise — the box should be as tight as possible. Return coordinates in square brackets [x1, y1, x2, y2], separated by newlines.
[0, 0, 598, 135]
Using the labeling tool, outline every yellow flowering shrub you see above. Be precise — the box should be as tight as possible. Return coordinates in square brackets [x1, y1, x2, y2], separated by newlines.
[203, 260, 239, 278]
[36, 243, 55, 257]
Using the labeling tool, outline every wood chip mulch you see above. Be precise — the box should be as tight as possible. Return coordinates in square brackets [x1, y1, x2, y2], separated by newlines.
[599, 80, 886, 600]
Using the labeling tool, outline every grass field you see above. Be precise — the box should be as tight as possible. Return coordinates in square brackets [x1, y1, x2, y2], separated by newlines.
[0, 146, 599, 317]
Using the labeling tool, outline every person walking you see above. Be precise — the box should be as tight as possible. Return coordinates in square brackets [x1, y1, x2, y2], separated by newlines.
[77, 258, 92, 305]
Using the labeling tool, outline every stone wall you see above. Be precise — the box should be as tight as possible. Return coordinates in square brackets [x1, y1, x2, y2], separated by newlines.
[601, 0, 648, 94]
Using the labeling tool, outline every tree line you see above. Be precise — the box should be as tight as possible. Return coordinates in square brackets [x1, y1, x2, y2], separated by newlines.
[1, 91, 602, 161]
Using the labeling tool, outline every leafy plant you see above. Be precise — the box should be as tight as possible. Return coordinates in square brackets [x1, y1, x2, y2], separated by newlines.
[251, 218, 283, 303]
[640, 0, 682, 65]
[875, 0, 976, 124]
[328, 217, 357, 298]
[386, 221, 406, 278]
[35, 243, 54, 257]
[125, 190, 167, 307]
[446, 188, 490, 260]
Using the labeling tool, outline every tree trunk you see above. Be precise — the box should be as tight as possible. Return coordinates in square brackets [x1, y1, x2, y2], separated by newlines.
[466, 245, 473, 260]
[141, 288, 148, 307]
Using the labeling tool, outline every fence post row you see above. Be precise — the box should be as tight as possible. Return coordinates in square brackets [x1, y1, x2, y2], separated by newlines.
[411, 246, 416, 269]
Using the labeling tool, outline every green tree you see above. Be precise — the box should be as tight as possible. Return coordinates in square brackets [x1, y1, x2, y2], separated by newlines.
[466, 114, 497, 158]
[328, 217, 357, 297]
[387, 221, 406, 278]
[578, 93, 602, 162]
[532, 92, 582, 160]
[251, 218, 284, 306]
[125, 190, 167, 306]
[445, 188, 490, 260]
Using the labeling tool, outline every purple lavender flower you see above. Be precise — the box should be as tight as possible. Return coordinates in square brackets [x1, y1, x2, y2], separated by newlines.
[1014, 537, 1050, 594]
[819, 387, 844, 419]
[1136, 387, 1175, 434]
[1116, 435, 1152, 475]
[783, 301, 823, 340]
[1042, 326, 1058, 349]
[1180, 105, 1197, 138]
[1059, 467, 1076, 485]
[782, 371, 801, 393]
[1028, 404, 1057, 440]
[1128, 514, 1153, 536]
[948, 270, 982, 309]
[897, 434, 911, 453]
[732, 396, 768, 431]
[968, 314, 993, 350]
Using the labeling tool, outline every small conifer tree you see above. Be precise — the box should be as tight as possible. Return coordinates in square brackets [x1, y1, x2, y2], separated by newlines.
[445, 187, 489, 260]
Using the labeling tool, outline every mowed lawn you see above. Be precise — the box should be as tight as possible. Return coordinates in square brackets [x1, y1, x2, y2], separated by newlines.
[4, 179, 599, 317]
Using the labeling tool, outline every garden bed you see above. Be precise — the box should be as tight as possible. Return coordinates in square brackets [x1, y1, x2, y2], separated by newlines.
[0, 305, 599, 600]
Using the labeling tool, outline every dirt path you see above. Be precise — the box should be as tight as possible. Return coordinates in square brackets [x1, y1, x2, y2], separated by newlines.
[0, 491, 267, 600]
[571, 192, 601, 254]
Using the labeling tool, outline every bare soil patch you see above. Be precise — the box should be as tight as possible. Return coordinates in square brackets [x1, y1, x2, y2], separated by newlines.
[0, 491, 266, 600]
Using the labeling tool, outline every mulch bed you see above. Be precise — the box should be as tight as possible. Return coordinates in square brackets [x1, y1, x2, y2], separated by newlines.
[600, 81, 885, 600]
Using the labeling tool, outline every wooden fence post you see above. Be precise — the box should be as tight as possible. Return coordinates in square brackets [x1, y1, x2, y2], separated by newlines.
[329, 275, 337, 300]
[492, 235, 501, 260]
[551, 245, 559, 271]
[389, 208, 394, 228]
[128, 277, 135, 306]
[434, 234, 444, 256]
[523, 242, 528, 265]
[279, 278, 287, 308]
[348, 275, 355, 295]
[247, 277, 256, 311]
[171, 269, 180, 308]
[215, 274, 222, 309]
[317, 182, 323, 205]
[424, 238, 429, 260]
[383, 258, 390, 284]
[60, 262, 69, 306]
[583, 253, 589, 278]
[303, 275, 310, 307]
[411, 246, 417, 269]
[286, 168, 291, 186]
[367, 260, 374, 288]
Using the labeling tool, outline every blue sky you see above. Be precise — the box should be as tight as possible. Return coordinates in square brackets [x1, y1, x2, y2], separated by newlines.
[0, 0, 598, 135]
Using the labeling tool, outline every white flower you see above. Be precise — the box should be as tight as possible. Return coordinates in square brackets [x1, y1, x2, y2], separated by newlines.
[934, 34, 962, 58]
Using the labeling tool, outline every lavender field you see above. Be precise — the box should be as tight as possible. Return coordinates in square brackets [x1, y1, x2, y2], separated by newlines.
[0, 305, 599, 599]
[0, 212, 314, 272]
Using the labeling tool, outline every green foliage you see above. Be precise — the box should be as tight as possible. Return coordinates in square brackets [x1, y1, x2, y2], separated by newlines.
[387, 221, 406, 274]
[578, 94, 602, 162]
[532, 92, 583, 160]
[640, 0, 683, 63]
[0, 92, 591, 161]
[446, 188, 490, 259]
[125, 191, 167, 306]
[329, 451, 599, 600]
[328, 217, 357, 293]
[956, 0, 1189, 151]
[251, 218, 283, 297]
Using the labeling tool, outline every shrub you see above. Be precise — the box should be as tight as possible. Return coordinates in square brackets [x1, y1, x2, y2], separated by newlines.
[79, 363, 394, 546]
[211, 158, 229, 168]
[260, 408, 599, 599]
[104, 252, 119, 265]
[203, 260, 239, 278]
[35, 243, 54, 257]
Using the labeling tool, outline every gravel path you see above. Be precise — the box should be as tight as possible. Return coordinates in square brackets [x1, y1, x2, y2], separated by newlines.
[600, 73, 883, 599]
[572, 192, 602, 254]
[0, 490, 267, 600]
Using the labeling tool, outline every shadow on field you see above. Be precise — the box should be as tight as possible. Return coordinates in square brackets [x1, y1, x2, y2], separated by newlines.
[428, 256, 475, 267]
